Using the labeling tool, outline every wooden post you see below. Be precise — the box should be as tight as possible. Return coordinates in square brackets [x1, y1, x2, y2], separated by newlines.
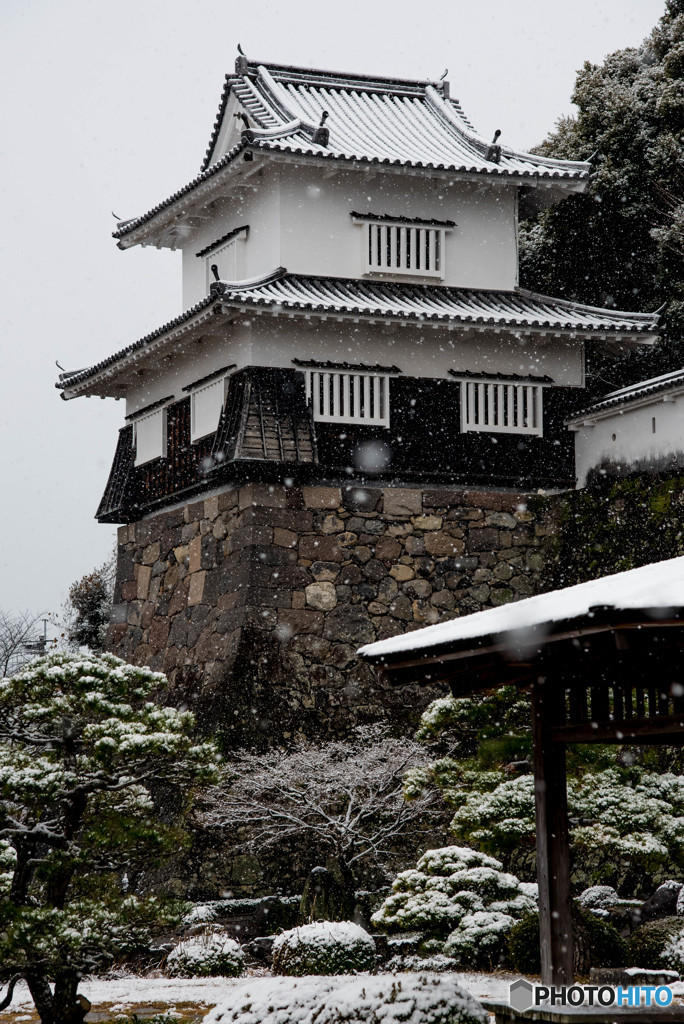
[531, 676, 573, 987]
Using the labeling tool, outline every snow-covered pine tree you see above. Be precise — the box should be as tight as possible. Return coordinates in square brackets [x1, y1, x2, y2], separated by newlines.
[0, 652, 218, 1024]
[520, 0, 684, 389]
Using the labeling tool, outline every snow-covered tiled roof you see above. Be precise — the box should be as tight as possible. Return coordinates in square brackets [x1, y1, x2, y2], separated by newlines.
[114, 58, 592, 243]
[359, 555, 684, 665]
[210, 272, 659, 336]
[56, 271, 660, 398]
[56, 294, 216, 395]
[567, 367, 684, 421]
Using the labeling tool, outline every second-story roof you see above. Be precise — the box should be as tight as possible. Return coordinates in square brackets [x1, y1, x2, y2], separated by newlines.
[56, 271, 661, 400]
[113, 56, 592, 246]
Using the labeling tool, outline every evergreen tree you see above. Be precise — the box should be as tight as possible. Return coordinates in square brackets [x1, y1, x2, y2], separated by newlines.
[0, 652, 218, 1024]
[62, 554, 115, 653]
[520, 1, 684, 390]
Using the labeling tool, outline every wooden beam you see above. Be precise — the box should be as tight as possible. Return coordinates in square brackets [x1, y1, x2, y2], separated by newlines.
[532, 678, 573, 987]
[552, 713, 684, 744]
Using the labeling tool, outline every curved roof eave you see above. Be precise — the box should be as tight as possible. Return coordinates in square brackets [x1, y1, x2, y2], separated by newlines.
[56, 272, 660, 399]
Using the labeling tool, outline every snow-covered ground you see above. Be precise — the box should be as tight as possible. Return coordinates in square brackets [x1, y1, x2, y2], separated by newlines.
[0, 971, 521, 1016]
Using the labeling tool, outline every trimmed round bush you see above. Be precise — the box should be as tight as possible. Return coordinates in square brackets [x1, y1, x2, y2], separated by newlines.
[373, 846, 536, 968]
[166, 927, 245, 977]
[272, 921, 376, 976]
[204, 974, 487, 1024]
[444, 911, 515, 968]
[577, 886, 619, 911]
[628, 916, 684, 971]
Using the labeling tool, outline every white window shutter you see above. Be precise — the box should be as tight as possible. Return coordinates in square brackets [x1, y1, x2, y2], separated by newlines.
[134, 408, 166, 465]
[191, 378, 227, 441]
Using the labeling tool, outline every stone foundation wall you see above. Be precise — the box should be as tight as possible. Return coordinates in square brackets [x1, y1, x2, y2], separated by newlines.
[108, 483, 556, 745]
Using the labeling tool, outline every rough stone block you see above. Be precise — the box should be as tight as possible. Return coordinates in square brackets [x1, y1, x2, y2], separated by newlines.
[374, 536, 402, 561]
[239, 483, 290, 510]
[422, 489, 468, 509]
[148, 616, 170, 651]
[238, 507, 313, 533]
[136, 564, 152, 601]
[204, 496, 219, 521]
[187, 571, 206, 606]
[273, 527, 298, 548]
[302, 486, 341, 509]
[310, 561, 340, 582]
[424, 533, 465, 557]
[217, 487, 238, 512]
[188, 535, 202, 574]
[323, 606, 375, 644]
[320, 514, 345, 534]
[466, 528, 500, 552]
[486, 512, 518, 528]
[412, 515, 443, 531]
[389, 564, 415, 582]
[299, 535, 342, 561]
[341, 487, 382, 512]
[278, 608, 324, 636]
[382, 488, 422, 515]
[305, 581, 338, 611]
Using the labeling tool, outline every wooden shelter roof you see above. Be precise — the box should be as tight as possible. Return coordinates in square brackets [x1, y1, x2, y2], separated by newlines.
[359, 556, 684, 697]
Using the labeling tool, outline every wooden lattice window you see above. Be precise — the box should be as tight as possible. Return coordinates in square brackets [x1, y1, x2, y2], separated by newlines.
[353, 216, 452, 279]
[305, 370, 390, 427]
[458, 378, 544, 436]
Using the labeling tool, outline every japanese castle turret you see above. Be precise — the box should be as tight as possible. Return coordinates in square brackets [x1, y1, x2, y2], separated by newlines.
[58, 54, 660, 742]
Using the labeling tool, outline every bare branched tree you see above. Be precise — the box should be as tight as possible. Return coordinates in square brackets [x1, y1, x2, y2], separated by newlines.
[199, 728, 439, 879]
[0, 611, 45, 676]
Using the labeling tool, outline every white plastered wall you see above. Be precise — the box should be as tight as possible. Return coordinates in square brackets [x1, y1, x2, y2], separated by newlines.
[122, 315, 584, 417]
[180, 163, 518, 308]
[573, 394, 684, 487]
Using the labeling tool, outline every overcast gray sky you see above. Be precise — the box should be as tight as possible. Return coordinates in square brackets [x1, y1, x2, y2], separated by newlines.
[0, 0, 666, 619]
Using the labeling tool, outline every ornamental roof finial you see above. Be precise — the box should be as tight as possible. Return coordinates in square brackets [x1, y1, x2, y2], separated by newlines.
[485, 129, 502, 164]
[235, 43, 249, 75]
[313, 111, 329, 147]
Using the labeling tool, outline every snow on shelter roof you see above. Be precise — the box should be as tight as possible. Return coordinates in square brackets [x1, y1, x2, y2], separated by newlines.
[113, 58, 592, 243]
[359, 556, 684, 665]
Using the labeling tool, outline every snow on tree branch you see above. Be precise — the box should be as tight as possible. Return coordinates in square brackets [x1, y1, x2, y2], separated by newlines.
[199, 728, 438, 873]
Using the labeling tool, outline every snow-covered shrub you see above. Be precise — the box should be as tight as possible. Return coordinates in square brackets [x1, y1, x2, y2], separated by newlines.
[677, 888, 684, 917]
[384, 953, 459, 973]
[372, 846, 535, 969]
[628, 918, 684, 971]
[204, 974, 487, 1024]
[272, 921, 376, 976]
[166, 927, 245, 977]
[451, 770, 684, 894]
[443, 911, 515, 968]
[577, 886, 620, 912]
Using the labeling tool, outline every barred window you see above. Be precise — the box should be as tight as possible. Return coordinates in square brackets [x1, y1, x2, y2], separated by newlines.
[305, 370, 390, 427]
[353, 215, 453, 279]
[459, 379, 544, 436]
